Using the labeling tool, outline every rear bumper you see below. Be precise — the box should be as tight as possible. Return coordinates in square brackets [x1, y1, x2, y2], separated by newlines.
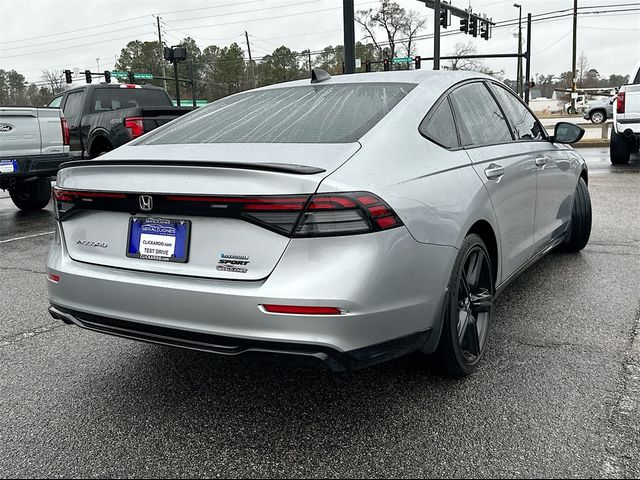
[0, 153, 73, 187]
[49, 304, 431, 371]
[47, 225, 456, 366]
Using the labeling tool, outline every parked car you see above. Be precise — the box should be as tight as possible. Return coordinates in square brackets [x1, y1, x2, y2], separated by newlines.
[47, 70, 591, 376]
[583, 96, 615, 123]
[47, 84, 194, 159]
[0, 106, 72, 210]
[610, 61, 640, 164]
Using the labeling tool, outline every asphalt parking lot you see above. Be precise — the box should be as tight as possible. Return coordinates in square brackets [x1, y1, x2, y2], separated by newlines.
[0, 147, 638, 478]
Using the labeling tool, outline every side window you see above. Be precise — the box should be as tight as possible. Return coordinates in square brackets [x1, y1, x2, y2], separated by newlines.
[491, 84, 544, 141]
[420, 97, 459, 148]
[62, 92, 83, 122]
[449, 82, 512, 147]
[48, 95, 62, 108]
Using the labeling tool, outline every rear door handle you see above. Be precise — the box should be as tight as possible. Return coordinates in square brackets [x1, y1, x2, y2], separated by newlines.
[534, 156, 549, 167]
[484, 163, 504, 180]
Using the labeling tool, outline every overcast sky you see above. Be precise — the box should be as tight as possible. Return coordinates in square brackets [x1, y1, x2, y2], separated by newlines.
[1, 0, 638, 85]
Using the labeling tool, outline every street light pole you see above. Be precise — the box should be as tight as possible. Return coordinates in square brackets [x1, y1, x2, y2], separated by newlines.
[514, 3, 522, 97]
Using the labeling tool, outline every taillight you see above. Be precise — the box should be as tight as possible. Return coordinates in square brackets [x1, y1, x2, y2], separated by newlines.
[60, 117, 70, 146]
[292, 192, 403, 237]
[165, 192, 402, 236]
[52, 187, 404, 237]
[617, 92, 626, 114]
[53, 187, 127, 218]
[125, 117, 144, 139]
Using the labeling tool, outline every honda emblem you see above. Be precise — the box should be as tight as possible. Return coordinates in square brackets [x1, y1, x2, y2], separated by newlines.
[139, 195, 153, 212]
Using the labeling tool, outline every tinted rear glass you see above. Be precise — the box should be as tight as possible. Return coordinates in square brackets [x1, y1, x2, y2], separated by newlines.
[90, 88, 171, 113]
[139, 83, 416, 144]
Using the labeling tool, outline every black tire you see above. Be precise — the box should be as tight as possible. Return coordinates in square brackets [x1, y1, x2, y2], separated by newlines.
[9, 177, 52, 211]
[567, 106, 575, 115]
[590, 110, 606, 124]
[561, 177, 592, 252]
[434, 234, 494, 376]
[610, 129, 631, 165]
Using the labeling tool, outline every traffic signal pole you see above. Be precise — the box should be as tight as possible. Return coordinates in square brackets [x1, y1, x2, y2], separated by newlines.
[173, 61, 180, 105]
[433, 0, 441, 70]
[525, 13, 532, 104]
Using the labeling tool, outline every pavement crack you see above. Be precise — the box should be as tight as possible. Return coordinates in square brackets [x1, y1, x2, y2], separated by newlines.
[0, 265, 46, 275]
[0, 322, 64, 348]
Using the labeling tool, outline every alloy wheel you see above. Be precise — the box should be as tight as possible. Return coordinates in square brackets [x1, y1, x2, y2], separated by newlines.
[456, 247, 493, 363]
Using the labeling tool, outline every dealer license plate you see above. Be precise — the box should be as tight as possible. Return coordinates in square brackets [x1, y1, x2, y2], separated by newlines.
[126, 216, 191, 263]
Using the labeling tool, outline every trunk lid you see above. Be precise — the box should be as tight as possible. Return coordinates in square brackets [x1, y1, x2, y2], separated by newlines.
[57, 143, 360, 281]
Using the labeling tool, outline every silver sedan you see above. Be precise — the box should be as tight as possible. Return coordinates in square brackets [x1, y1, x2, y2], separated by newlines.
[47, 69, 592, 376]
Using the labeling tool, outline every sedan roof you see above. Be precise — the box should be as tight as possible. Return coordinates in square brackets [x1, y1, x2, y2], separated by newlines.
[259, 69, 492, 90]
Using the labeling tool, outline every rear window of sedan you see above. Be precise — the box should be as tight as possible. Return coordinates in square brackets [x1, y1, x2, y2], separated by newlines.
[138, 83, 416, 144]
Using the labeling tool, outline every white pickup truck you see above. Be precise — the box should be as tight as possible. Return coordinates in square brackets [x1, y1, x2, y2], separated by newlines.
[0, 106, 72, 210]
[610, 61, 640, 165]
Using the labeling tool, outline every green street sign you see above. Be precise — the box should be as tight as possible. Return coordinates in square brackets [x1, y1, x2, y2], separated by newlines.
[134, 73, 153, 80]
[111, 71, 128, 79]
[392, 57, 413, 64]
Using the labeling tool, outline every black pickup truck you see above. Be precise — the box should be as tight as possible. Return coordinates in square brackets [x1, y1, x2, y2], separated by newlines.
[47, 84, 194, 159]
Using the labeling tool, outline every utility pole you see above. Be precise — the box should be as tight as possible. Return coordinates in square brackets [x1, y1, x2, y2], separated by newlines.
[571, 0, 578, 114]
[343, 0, 355, 74]
[308, 49, 312, 74]
[433, 0, 441, 70]
[157, 16, 167, 91]
[245, 31, 255, 89]
[514, 4, 522, 97]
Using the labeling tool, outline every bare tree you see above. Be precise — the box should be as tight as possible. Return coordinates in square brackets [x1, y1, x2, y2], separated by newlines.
[446, 42, 485, 71]
[41, 70, 66, 94]
[445, 42, 504, 78]
[356, 0, 422, 61]
[577, 52, 589, 87]
[400, 9, 427, 57]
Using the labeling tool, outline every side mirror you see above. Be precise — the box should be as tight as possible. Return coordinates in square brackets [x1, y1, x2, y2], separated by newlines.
[552, 122, 585, 144]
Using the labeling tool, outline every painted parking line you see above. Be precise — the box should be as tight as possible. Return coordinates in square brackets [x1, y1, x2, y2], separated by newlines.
[0, 231, 54, 244]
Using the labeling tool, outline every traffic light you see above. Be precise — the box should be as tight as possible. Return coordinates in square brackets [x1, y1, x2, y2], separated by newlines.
[383, 58, 390, 71]
[104, 71, 111, 84]
[85, 70, 92, 84]
[460, 17, 469, 33]
[64, 70, 72, 84]
[480, 21, 491, 40]
[440, 9, 450, 28]
[469, 18, 478, 37]
[365, 60, 372, 73]
[414, 56, 421, 70]
[128, 71, 135, 84]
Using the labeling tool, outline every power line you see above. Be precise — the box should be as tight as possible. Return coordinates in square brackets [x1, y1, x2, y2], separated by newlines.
[1, 0, 292, 45]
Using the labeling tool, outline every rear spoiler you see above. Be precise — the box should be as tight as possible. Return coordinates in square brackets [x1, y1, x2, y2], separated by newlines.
[58, 159, 326, 175]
